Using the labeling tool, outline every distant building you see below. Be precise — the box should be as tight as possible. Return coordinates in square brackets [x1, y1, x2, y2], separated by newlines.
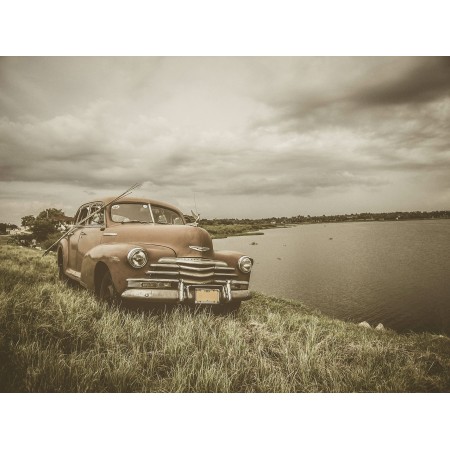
[9, 227, 32, 236]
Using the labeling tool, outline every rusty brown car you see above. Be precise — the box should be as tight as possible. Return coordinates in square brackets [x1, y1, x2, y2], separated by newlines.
[57, 196, 253, 312]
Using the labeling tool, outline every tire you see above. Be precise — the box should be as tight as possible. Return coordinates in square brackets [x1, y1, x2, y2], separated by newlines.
[99, 269, 121, 306]
[58, 252, 70, 284]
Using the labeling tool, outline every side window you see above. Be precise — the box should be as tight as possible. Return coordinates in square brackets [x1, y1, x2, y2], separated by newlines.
[89, 204, 104, 225]
[151, 206, 184, 225]
[77, 206, 89, 225]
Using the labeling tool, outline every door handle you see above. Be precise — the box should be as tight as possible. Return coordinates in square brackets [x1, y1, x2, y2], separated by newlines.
[80, 231, 87, 236]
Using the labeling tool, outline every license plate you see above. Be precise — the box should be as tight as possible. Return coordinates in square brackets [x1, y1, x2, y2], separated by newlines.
[195, 288, 220, 304]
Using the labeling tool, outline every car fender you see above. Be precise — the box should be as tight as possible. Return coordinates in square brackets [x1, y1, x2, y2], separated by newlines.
[57, 238, 69, 272]
[213, 250, 253, 282]
[80, 243, 176, 293]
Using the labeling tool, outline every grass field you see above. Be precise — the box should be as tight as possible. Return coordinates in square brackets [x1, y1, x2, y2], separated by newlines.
[0, 243, 449, 392]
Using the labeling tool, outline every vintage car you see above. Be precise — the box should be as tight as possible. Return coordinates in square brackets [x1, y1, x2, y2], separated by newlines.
[57, 196, 253, 312]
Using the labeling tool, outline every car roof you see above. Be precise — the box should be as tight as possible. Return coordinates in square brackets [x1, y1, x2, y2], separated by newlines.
[91, 197, 182, 212]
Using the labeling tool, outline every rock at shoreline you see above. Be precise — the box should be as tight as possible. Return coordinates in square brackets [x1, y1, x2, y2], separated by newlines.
[358, 321, 386, 331]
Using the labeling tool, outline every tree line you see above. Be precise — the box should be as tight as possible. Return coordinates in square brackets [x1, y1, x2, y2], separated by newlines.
[201, 210, 450, 225]
[2, 208, 449, 243]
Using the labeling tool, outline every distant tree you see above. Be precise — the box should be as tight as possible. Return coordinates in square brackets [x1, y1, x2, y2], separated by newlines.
[31, 208, 67, 242]
[21, 215, 36, 227]
[37, 208, 65, 221]
[32, 218, 57, 242]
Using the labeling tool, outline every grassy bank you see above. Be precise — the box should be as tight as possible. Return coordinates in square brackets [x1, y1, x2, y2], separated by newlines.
[202, 223, 275, 239]
[0, 244, 449, 392]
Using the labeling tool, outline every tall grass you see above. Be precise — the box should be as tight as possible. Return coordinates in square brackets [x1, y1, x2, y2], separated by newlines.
[0, 244, 449, 392]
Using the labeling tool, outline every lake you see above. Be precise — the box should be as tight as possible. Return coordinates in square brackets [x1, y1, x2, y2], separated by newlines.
[213, 220, 450, 334]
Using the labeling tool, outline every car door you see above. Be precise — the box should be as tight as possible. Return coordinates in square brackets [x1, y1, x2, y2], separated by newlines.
[76, 203, 105, 272]
[67, 204, 90, 274]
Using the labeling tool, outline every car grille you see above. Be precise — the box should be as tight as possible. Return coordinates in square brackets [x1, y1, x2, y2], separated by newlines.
[146, 257, 237, 285]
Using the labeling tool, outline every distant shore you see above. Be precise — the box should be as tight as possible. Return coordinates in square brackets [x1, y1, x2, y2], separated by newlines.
[202, 223, 283, 239]
[203, 217, 450, 239]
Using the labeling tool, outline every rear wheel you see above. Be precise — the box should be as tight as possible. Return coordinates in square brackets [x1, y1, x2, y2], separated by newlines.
[99, 269, 121, 306]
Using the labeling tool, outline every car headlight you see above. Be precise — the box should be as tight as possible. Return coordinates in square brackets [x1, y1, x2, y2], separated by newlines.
[127, 248, 148, 268]
[238, 256, 253, 273]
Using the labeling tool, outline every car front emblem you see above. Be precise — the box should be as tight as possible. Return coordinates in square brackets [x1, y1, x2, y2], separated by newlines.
[189, 245, 210, 252]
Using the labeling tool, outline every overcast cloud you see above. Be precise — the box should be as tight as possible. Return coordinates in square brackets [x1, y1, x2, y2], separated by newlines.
[1, 56, 450, 224]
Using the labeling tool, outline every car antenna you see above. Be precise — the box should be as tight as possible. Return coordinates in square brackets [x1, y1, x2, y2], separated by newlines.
[42, 182, 142, 257]
[190, 192, 200, 226]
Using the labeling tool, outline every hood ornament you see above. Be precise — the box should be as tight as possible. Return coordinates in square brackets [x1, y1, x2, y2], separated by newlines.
[189, 245, 210, 252]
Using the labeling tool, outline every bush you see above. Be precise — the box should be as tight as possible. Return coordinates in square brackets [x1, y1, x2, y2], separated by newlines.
[39, 232, 64, 252]
[8, 234, 34, 247]
[32, 219, 57, 242]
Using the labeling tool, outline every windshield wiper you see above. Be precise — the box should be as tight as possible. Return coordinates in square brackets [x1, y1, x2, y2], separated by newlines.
[120, 220, 152, 224]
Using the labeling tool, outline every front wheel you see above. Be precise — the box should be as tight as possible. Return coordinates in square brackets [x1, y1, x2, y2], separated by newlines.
[99, 269, 121, 306]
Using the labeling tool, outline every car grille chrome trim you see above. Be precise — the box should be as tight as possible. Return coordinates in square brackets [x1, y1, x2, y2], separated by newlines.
[146, 257, 237, 285]
[179, 265, 235, 272]
[157, 257, 229, 267]
[127, 278, 248, 287]
[150, 263, 235, 273]
[148, 270, 179, 276]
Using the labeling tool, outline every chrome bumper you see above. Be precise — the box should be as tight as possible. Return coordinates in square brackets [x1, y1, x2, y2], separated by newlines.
[121, 279, 251, 303]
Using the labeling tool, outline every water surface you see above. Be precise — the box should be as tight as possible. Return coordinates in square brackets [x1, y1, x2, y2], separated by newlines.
[214, 220, 450, 334]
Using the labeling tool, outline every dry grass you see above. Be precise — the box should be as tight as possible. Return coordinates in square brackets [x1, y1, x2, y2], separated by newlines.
[0, 244, 449, 392]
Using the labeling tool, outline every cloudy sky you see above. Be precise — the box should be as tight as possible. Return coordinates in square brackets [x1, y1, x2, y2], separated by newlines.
[1, 56, 450, 224]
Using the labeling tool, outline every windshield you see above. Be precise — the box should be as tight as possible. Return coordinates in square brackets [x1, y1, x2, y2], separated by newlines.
[110, 203, 184, 225]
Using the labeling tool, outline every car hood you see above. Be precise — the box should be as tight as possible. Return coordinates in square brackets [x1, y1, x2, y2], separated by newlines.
[104, 224, 215, 258]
